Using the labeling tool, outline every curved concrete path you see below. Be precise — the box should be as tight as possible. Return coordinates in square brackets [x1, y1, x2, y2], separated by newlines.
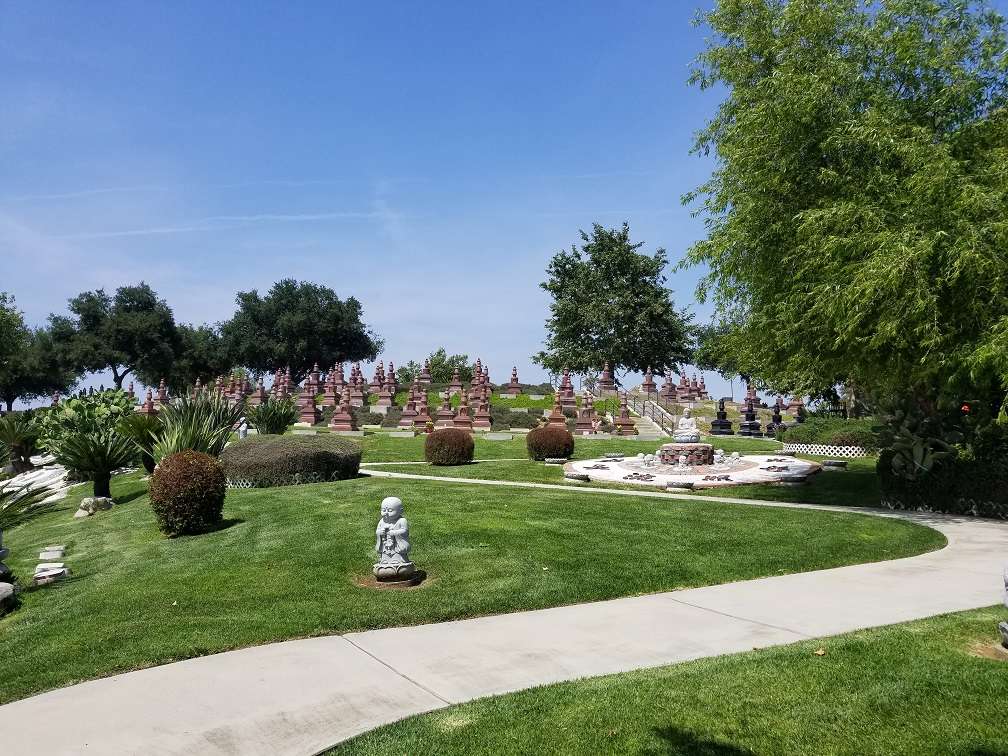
[1, 473, 1006, 756]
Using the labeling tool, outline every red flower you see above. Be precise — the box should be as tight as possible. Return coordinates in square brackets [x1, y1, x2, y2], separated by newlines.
[961, 403, 970, 414]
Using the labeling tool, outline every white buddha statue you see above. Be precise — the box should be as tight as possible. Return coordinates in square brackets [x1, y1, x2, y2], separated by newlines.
[673, 407, 701, 443]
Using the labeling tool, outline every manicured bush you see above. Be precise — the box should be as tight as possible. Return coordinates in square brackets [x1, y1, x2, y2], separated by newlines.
[219, 434, 362, 487]
[149, 450, 226, 536]
[380, 407, 403, 428]
[526, 426, 575, 460]
[424, 428, 475, 465]
[781, 417, 878, 450]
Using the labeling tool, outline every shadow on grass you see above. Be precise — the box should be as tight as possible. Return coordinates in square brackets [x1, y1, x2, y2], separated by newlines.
[170, 518, 245, 539]
[114, 489, 149, 506]
[646, 727, 752, 755]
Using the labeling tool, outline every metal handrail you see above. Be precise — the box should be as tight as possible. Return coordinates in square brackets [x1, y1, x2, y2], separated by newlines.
[627, 392, 673, 436]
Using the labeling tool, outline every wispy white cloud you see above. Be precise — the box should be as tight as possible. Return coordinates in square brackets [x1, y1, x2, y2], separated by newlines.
[54, 209, 403, 240]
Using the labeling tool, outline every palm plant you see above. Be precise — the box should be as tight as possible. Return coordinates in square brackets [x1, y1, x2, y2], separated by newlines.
[246, 398, 297, 435]
[154, 392, 244, 462]
[46, 429, 137, 499]
[0, 482, 57, 532]
[117, 413, 163, 474]
[0, 413, 40, 474]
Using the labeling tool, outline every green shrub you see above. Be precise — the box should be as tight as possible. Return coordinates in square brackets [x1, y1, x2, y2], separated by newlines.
[526, 426, 575, 460]
[507, 411, 539, 429]
[48, 429, 137, 498]
[351, 407, 383, 426]
[424, 428, 475, 465]
[154, 392, 243, 462]
[0, 413, 39, 474]
[219, 434, 362, 487]
[781, 417, 878, 449]
[117, 413, 162, 474]
[380, 407, 403, 428]
[246, 398, 297, 435]
[878, 450, 1008, 519]
[149, 450, 226, 536]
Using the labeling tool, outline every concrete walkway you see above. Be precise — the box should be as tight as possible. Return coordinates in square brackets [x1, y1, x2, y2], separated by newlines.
[1, 476, 1006, 756]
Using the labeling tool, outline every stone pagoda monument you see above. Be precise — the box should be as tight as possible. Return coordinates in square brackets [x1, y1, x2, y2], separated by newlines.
[505, 366, 522, 396]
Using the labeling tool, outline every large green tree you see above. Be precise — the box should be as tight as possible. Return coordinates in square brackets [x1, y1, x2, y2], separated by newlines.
[135, 324, 233, 395]
[684, 0, 1008, 413]
[49, 283, 179, 389]
[0, 293, 28, 406]
[396, 348, 474, 385]
[534, 223, 692, 381]
[0, 327, 80, 412]
[222, 279, 382, 382]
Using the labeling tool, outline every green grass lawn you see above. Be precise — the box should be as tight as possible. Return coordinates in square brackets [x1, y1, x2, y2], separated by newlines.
[0, 469, 942, 705]
[332, 607, 1008, 755]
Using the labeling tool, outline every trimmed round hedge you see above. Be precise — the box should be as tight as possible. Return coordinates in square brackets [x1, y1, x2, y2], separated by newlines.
[149, 450, 226, 537]
[526, 426, 575, 460]
[425, 428, 475, 465]
[219, 433, 362, 487]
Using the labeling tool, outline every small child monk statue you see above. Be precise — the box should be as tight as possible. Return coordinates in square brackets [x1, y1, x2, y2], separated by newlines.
[373, 496, 416, 582]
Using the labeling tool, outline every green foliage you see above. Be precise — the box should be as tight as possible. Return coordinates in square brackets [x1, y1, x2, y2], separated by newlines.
[0, 326, 80, 413]
[684, 0, 1008, 403]
[221, 279, 382, 382]
[116, 413, 163, 474]
[878, 450, 1008, 519]
[0, 483, 55, 533]
[875, 406, 963, 481]
[526, 426, 575, 460]
[424, 428, 475, 466]
[219, 434, 362, 487]
[153, 392, 244, 462]
[534, 223, 692, 380]
[0, 413, 40, 474]
[397, 348, 474, 385]
[136, 324, 233, 395]
[0, 293, 29, 412]
[246, 398, 298, 435]
[149, 450, 226, 536]
[34, 390, 136, 452]
[49, 283, 178, 389]
[47, 429, 137, 498]
[781, 417, 879, 451]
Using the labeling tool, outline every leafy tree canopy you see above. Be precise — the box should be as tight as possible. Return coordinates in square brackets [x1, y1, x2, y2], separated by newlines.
[0, 293, 29, 403]
[533, 223, 693, 380]
[684, 0, 1008, 413]
[396, 348, 474, 385]
[0, 327, 80, 412]
[221, 279, 382, 382]
[49, 283, 178, 389]
[135, 324, 233, 395]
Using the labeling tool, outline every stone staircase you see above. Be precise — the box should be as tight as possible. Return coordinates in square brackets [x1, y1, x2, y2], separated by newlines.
[631, 414, 665, 441]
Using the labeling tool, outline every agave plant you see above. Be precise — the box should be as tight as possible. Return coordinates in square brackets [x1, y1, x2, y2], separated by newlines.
[117, 413, 163, 474]
[0, 413, 40, 474]
[153, 391, 244, 462]
[46, 429, 137, 498]
[246, 398, 297, 435]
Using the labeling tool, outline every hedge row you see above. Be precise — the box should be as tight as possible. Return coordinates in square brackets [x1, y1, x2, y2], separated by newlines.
[219, 434, 362, 488]
[781, 417, 879, 451]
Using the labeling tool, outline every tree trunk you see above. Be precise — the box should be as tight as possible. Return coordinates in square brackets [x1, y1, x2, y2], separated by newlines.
[93, 473, 112, 499]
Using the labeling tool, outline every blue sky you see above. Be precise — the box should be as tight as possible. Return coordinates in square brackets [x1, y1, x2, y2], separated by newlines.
[9, 2, 998, 400]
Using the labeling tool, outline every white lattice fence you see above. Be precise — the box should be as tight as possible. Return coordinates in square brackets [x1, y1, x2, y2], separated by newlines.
[781, 443, 870, 458]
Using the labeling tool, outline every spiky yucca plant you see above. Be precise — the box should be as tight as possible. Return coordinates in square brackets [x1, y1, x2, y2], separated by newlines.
[153, 392, 244, 463]
[246, 398, 297, 435]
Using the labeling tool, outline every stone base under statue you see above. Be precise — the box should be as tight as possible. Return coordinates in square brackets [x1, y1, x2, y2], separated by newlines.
[373, 561, 419, 585]
[659, 442, 714, 466]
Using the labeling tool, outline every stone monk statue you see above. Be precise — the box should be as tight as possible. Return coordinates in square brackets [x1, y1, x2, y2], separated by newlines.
[674, 407, 701, 443]
[374, 496, 416, 582]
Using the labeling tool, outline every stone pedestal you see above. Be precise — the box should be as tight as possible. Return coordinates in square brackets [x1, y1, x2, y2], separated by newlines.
[658, 443, 714, 466]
